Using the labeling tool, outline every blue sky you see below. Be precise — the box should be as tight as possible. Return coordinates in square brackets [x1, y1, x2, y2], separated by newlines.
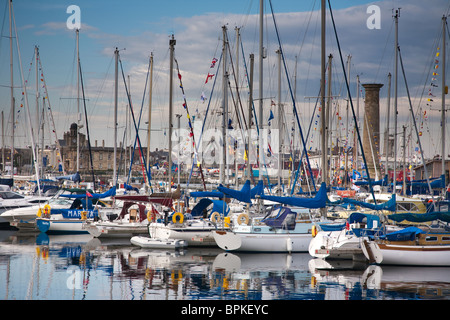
[0, 0, 449, 167]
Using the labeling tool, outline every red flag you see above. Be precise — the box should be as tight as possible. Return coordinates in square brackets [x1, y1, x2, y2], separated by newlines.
[205, 73, 214, 84]
[86, 191, 93, 198]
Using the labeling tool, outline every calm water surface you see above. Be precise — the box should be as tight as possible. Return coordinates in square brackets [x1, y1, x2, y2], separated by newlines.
[1, 229, 450, 301]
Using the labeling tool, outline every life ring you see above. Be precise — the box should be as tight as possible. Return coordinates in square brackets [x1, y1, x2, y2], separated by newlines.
[311, 225, 318, 237]
[172, 212, 184, 224]
[147, 211, 156, 222]
[210, 211, 221, 223]
[43, 204, 51, 218]
[80, 211, 88, 220]
[237, 213, 249, 225]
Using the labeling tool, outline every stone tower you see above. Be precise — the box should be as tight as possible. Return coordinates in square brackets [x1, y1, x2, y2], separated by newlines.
[362, 83, 383, 180]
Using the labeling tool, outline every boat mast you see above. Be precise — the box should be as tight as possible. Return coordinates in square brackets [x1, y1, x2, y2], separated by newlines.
[320, 0, 327, 218]
[277, 48, 282, 195]
[146, 52, 153, 191]
[258, 0, 264, 183]
[35, 45, 40, 178]
[113, 47, 118, 187]
[220, 25, 228, 185]
[393, 9, 399, 193]
[76, 28, 80, 175]
[9, 0, 14, 178]
[442, 15, 447, 181]
[168, 35, 176, 191]
[320, 0, 326, 186]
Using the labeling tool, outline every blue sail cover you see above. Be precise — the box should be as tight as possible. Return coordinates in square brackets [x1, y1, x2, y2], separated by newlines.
[56, 172, 81, 183]
[388, 211, 450, 223]
[342, 194, 396, 212]
[190, 191, 225, 199]
[60, 186, 116, 199]
[259, 182, 327, 209]
[377, 226, 424, 241]
[190, 198, 229, 217]
[354, 175, 388, 186]
[250, 180, 264, 199]
[217, 180, 252, 203]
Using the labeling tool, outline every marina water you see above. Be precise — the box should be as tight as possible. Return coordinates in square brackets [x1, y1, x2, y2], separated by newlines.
[1, 229, 449, 301]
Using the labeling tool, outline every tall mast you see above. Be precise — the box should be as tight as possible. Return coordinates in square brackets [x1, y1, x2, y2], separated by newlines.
[258, 0, 264, 182]
[9, 0, 14, 178]
[393, 9, 399, 193]
[76, 28, 80, 174]
[35, 45, 40, 178]
[168, 35, 176, 191]
[146, 52, 153, 190]
[220, 25, 228, 185]
[113, 47, 118, 187]
[235, 26, 240, 187]
[277, 48, 282, 195]
[442, 15, 447, 180]
[320, 0, 326, 186]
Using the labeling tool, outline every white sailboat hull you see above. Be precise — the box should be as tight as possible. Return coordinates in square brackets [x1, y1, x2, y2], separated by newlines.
[308, 231, 366, 261]
[213, 230, 311, 253]
[36, 218, 88, 234]
[84, 221, 148, 238]
[370, 242, 450, 266]
[149, 222, 218, 247]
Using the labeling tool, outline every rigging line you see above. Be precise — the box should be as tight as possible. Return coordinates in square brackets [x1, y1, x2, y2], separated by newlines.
[327, 0, 377, 204]
[124, 56, 152, 189]
[37, 50, 66, 174]
[398, 46, 435, 203]
[118, 56, 151, 187]
[174, 56, 207, 190]
[78, 61, 95, 189]
[268, 0, 317, 193]
[187, 53, 223, 187]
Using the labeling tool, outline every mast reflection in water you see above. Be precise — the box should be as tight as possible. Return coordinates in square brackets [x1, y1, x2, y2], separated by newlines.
[1, 231, 450, 300]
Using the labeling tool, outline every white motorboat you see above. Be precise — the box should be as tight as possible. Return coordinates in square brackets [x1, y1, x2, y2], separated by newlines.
[308, 212, 399, 261]
[130, 235, 188, 249]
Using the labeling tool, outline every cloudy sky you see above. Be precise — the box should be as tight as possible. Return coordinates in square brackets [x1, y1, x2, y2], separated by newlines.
[0, 0, 449, 166]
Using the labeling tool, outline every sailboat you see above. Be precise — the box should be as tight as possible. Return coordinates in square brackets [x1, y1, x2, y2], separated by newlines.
[361, 212, 450, 266]
[35, 186, 116, 234]
[360, 15, 450, 267]
[213, 182, 326, 253]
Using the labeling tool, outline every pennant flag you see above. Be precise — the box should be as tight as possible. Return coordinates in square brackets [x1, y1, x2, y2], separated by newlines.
[268, 110, 274, 122]
[86, 191, 93, 198]
[205, 73, 214, 84]
[210, 58, 218, 68]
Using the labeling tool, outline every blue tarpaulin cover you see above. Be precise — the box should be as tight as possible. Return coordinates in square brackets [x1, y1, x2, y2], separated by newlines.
[342, 194, 396, 212]
[259, 182, 327, 209]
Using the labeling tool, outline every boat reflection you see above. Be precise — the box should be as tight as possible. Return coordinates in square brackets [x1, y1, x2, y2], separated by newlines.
[1, 230, 449, 300]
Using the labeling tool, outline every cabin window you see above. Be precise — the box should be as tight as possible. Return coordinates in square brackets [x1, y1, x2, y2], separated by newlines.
[425, 236, 438, 242]
[442, 237, 450, 242]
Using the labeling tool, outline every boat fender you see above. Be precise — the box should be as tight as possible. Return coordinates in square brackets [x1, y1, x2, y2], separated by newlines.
[172, 212, 184, 224]
[286, 238, 293, 252]
[224, 216, 231, 228]
[42, 205, 51, 218]
[147, 211, 156, 222]
[237, 213, 249, 225]
[37, 208, 42, 218]
[312, 225, 318, 237]
[210, 211, 221, 223]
